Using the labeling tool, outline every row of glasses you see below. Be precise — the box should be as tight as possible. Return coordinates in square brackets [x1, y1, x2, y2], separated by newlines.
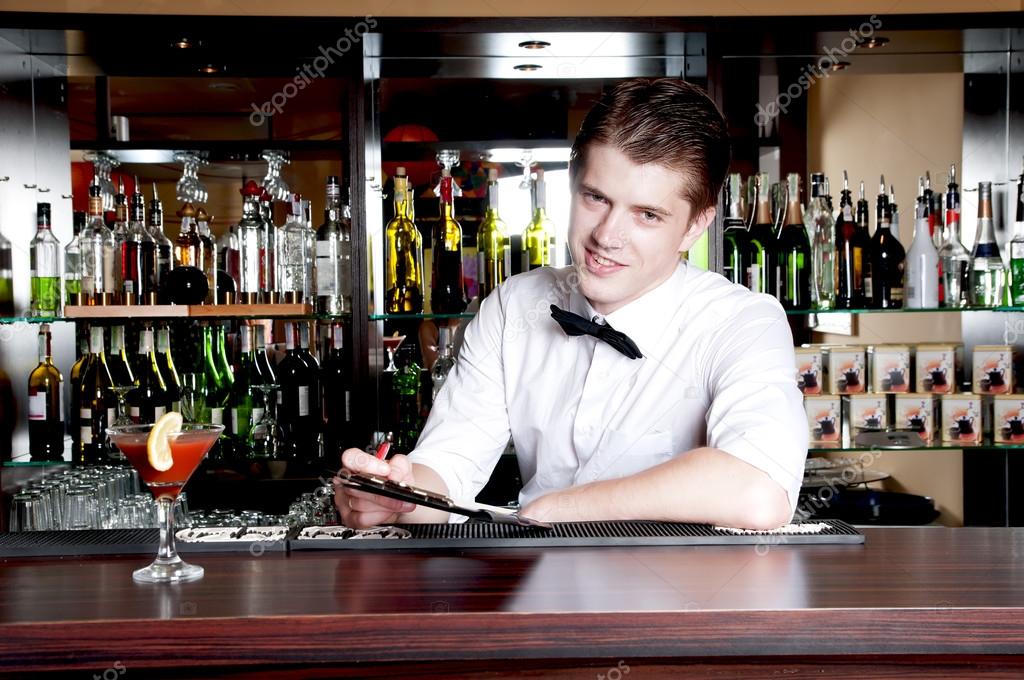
[261, 151, 291, 201]
[82, 151, 120, 211]
[174, 151, 210, 203]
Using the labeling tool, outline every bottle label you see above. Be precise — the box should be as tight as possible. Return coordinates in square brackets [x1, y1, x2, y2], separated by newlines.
[28, 392, 47, 420]
[746, 264, 760, 293]
[252, 407, 265, 425]
[80, 408, 91, 421]
[210, 407, 224, 426]
[231, 408, 248, 436]
[345, 392, 351, 421]
[891, 286, 904, 302]
[298, 386, 310, 417]
[843, 206, 853, 221]
[864, 276, 873, 299]
[81, 425, 93, 444]
[154, 406, 166, 420]
[171, 401, 181, 413]
[124, 281, 133, 295]
[107, 407, 116, 425]
[316, 240, 337, 295]
[130, 406, 140, 420]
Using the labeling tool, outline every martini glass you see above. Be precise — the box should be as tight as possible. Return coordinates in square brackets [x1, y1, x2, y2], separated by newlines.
[107, 422, 224, 583]
[382, 335, 406, 373]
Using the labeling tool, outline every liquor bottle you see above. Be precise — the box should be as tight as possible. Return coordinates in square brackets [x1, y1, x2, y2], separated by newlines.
[524, 168, 555, 270]
[301, 198, 316, 303]
[28, 324, 64, 461]
[155, 326, 181, 413]
[478, 168, 511, 299]
[320, 322, 350, 461]
[276, 321, 319, 461]
[195, 207, 218, 304]
[110, 178, 129, 303]
[805, 172, 836, 309]
[924, 171, 943, 249]
[279, 194, 310, 302]
[148, 182, 174, 304]
[30, 202, 62, 316]
[217, 222, 241, 296]
[393, 345, 422, 456]
[316, 176, 352, 315]
[889, 185, 901, 241]
[108, 325, 135, 388]
[1010, 163, 1024, 305]
[173, 202, 203, 269]
[938, 164, 969, 308]
[122, 178, 156, 305]
[215, 324, 235, 391]
[870, 178, 906, 309]
[68, 333, 88, 459]
[775, 173, 812, 310]
[431, 325, 456, 401]
[722, 173, 752, 287]
[834, 171, 865, 308]
[78, 325, 115, 464]
[747, 172, 776, 296]
[385, 167, 425, 313]
[260, 188, 277, 297]
[970, 181, 1006, 307]
[905, 183, 940, 309]
[226, 323, 262, 458]
[198, 323, 227, 427]
[237, 181, 264, 303]
[63, 211, 84, 306]
[431, 167, 468, 314]
[126, 328, 169, 425]
[0, 223, 12, 317]
[856, 180, 875, 306]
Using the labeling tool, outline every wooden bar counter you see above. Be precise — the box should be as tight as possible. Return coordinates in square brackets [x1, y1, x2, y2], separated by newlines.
[3, 527, 1024, 678]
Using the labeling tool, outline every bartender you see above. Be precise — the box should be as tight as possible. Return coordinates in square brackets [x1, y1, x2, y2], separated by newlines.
[335, 77, 807, 529]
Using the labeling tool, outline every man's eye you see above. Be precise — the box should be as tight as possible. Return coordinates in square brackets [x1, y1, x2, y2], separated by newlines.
[640, 210, 661, 222]
[583, 191, 605, 203]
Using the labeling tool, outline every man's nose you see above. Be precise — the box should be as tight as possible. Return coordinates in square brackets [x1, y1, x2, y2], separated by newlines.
[591, 209, 629, 250]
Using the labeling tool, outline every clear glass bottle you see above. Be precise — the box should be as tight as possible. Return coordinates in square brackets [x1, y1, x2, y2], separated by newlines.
[218, 223, 241, 295]
[195, 207, 218, 304]
[110, 178, 129, 303]
[969, 181, 1006, 307]
[301, 198, 316, 303]
[260, 188, 277, 297]
[82, 182, 113, 304]
[478, 168, 511, 299]
[804, 172, 836, 309]
[237, 181, 264, 303]
[905, 182, 940, 309]
[279, 193, 310, 302]
[148, 182, 174, 304]
[63, 211, 84, 306]
[938, 164, 969, 308]
[30, 202, 62, 316]
[385, 167, 425, 313]
[315, 176, 351, 315]
[431, 325, 456, 402]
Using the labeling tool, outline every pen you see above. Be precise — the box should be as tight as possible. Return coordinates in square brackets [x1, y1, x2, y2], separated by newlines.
[375, 432, 393, 460]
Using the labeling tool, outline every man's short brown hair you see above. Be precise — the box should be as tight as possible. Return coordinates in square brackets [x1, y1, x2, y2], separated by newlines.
[569, 78, 731, 217]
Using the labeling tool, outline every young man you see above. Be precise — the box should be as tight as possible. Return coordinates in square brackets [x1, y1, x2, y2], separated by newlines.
[336, 78, 807, 530]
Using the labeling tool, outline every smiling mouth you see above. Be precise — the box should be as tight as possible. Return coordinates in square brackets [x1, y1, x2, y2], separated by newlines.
[587, 249, 624, 267]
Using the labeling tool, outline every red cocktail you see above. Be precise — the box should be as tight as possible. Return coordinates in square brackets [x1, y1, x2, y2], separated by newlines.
[108, 420, 224, 584]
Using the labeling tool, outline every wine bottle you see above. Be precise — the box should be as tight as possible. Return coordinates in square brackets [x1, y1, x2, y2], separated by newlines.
[316, 176, 352, 315]
[63, 211, 84, 306]
[0, 223, 12, 317]
[1010, 162, 1024, 305]
[524, 168, 555, 270]
[805, 172, 836, 309]
[69, 333, 88, 459]
[148, 182, 174, 304]
[195, 207, 218, 305]
[477, 168, 511, 300]
[215, 324, 235, 391]
[155, 326, 181, 413]
[385, 167, 425, 313]
[747, 172, 776, 296]
[126, 328, 169, 425]
[393, 345, 422, 456]
[905, 180, 940, 309]
[431, 167, 468, 314]
[320, 322, 350, 462]
[775, 173, 812, 310]
[278, 194, 310, 302]
[226, 324, 262, 458]
[857, 180, 875, 307]
[253, 323, 277, 386]
[870, 177, 906, 309]
[431, 325, 456, 402]
[722, 173, 752, 287]
[28, 324, 64, 461]
[834, 171, 866, 308]
[30, 202, 62, 317]
[108, 325, 136, 388]
[198, 322, 227, 428]
[970, 181, 1006, 307]
[276, 321, 318, 461]
[78, 325, 115, 464]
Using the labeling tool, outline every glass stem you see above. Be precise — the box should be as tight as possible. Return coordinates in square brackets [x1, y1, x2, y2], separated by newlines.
[156, 496, 179, 562]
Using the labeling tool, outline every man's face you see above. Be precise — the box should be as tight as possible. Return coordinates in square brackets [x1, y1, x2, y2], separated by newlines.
[568, 143, 714, 315]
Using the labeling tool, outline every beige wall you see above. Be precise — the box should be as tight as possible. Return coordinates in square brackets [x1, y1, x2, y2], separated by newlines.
[807, 70, 965, 525]
[0, 0, 1019, 15]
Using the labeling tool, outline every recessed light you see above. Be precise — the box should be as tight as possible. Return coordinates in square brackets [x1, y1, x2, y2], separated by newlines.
[198, 64, 222, 74]
[173, 37, 197, 49]
[518, 40, 551, 50]
[864, 36, 890, 49]
[831, 61, 851, 72]
[513, 64, 543, 72]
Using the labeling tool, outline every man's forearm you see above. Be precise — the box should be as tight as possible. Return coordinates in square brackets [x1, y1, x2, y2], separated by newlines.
[524, 447, 793, 530]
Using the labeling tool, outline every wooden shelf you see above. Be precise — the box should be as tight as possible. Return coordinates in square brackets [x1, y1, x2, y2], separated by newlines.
[63, 304, 313, 320]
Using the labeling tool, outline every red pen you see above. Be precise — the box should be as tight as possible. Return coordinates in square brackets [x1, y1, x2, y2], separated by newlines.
[375, 433, 393, 460]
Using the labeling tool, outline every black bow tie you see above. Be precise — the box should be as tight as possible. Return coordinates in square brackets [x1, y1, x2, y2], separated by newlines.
[550, 304, 643, 360]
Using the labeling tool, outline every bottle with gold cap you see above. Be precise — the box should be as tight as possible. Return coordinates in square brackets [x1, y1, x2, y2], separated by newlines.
[523, 168, 555, 270]
[385, 167, 424, 313]
[81, 178, 117, 305]
[774, 173, 812, 309]
[173, 202, 202, 269]
[969, 181, 1006, 307]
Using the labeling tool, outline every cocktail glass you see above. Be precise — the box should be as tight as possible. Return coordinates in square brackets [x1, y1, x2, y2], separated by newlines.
[107, 422, 224, 583]
[383, 335, 405, 373]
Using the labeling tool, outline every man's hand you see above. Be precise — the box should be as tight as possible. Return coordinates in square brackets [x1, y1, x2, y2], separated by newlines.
[334, 448, 417, 529]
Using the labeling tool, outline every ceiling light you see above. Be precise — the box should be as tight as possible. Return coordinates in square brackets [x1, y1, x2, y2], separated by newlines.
[173, 38, 196, 49]
[864, 36, 889, 49]
[513, 64, 542, 72]
[518, 40, 551, 50]
[831, 61, 851, 72]
[198, 64, 222, 74]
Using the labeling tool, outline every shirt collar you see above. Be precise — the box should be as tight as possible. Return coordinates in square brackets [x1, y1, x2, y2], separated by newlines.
[565, 260, 689, 357]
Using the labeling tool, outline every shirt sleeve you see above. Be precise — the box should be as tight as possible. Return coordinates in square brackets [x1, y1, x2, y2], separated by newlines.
[406, 283, 512, 509]
[703, 295, 808, 512]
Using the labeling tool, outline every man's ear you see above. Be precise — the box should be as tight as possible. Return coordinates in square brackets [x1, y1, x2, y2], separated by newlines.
[678, 207, 717, 253]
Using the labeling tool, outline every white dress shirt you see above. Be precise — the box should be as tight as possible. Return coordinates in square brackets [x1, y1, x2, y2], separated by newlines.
[408, 261, 808, 517]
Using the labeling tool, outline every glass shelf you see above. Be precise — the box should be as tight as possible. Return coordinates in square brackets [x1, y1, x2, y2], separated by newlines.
[787, 305, 1024, 315]
[369, 313, 477, 321]
[809, 438, 1024, 454]
[0, 316, 66, 325]
[2, 460, 70, 468]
